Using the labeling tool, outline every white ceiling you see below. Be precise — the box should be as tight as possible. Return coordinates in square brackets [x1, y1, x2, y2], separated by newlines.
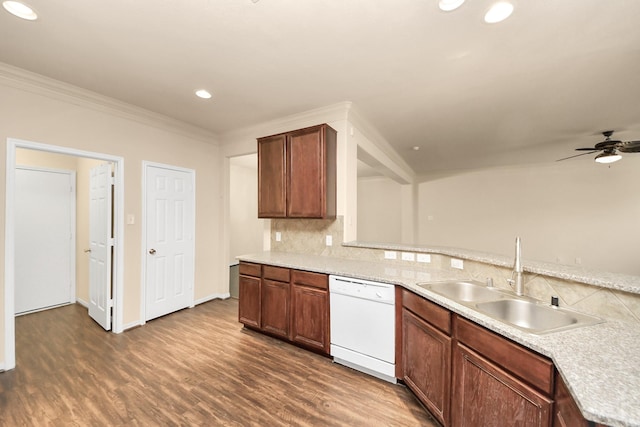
[2, 0, 639, 176]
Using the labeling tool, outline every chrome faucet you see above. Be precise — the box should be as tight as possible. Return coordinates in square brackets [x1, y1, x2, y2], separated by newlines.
[507, 237, 524, 296]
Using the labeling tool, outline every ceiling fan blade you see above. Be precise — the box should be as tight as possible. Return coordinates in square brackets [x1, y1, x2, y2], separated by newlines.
[617, 141, 640, 153]
[556, 151, 598, 161]
[575, 147, 599, 151]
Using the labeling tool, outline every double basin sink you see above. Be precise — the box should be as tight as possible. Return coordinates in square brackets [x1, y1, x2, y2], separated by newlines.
[419, 280, 602, 334]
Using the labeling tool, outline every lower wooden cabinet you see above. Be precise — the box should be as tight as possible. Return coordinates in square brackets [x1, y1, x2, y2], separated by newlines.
[291, 270, 329, 354]
[238, 264, 261, 329]
[402, 290, 452, 426]
[452, 342, 553, 427]
[401, 289, 560, 427]
[261, 279, 290, 339]
[238, 262, 329, 356]
[403, 308, 451, 426]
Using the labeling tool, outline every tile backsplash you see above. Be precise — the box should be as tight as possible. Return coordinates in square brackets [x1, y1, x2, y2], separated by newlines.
[270, 216, 640, 325]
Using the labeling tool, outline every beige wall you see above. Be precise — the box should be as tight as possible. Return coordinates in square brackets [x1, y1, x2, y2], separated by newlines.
[1, 76, 225, 366]
[418, 161, 640, 276]
[229, 156, 265, 263]
[357, 176, 403, 243]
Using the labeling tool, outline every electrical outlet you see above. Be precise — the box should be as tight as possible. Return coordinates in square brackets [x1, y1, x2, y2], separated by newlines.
[275, 232, 281, 242]
[401, 252, 415, 261]
[384, 251, 397, 260]
[417, 254, 431, 263]
[451, 258, 464, 270]
[325, 235, 333, 246]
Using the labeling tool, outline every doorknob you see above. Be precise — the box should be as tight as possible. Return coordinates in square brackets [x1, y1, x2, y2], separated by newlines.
[149, 249, 156, 255]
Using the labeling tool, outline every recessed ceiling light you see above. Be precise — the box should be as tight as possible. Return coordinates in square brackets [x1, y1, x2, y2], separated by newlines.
[438, 0, 465, 12]
[484, 1, 514, 24]
[2, 1, 37, 20]
[195, 89, 212, 99]
[412, 146, 421, 151]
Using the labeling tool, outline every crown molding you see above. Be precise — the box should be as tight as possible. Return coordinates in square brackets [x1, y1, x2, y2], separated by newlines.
[0, 62, 219, 144]
[219, 101, 352, 153]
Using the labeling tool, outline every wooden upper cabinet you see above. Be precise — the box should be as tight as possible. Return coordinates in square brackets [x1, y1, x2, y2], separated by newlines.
[258, 134, 287, 218]
[258, 124, 337, 219]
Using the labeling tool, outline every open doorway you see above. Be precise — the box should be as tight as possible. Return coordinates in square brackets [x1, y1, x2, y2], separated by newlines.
[4, 138, 125, 371]
[228, 154, 266, 298]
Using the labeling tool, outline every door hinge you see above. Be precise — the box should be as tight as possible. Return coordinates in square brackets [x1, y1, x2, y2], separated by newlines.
[108, 299, 114, 308]
[109, 176, 115, 185]
[109, 238, 115, 247]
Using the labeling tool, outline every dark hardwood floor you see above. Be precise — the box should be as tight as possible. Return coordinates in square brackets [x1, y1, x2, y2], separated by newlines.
[1, 299, 439, 426]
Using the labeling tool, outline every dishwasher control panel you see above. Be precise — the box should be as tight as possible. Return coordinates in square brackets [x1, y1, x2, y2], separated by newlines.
[329, 275, 395, 304]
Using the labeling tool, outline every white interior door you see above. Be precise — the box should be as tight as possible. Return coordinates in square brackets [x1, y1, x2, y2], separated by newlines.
[88, 163, 112, 330]
[15, 167, 75, 314]
[145, 164, 195, 321]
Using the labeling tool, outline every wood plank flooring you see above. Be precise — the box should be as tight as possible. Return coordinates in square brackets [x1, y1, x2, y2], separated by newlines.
[1, 299, 439, 426]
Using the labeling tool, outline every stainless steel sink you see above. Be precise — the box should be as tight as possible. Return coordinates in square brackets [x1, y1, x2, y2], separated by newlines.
[419, 280, 509, 303]
[475, 298, 602, 334]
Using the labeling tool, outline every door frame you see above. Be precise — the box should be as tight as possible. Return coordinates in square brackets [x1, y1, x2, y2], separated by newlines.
[4, 138, 125, 371]
[15, 165, 77, 314]
[140, 161, 196, 325]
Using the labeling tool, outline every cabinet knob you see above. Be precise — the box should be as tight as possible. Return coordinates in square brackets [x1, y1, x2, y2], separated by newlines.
[149, 248, 156, 255]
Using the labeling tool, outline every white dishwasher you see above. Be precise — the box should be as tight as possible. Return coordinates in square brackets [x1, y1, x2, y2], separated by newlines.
[329, 275, 396, 383]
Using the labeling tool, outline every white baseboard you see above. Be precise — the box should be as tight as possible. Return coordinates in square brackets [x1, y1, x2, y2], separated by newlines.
[194, 293, 231, 305]
[76, 298, 89, 308]
[123, 321, 143, 331]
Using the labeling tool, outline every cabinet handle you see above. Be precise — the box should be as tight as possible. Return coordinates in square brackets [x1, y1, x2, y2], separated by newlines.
[149, 249, 156, 255]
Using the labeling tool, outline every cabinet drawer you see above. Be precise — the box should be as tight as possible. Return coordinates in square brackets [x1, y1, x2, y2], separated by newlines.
[291, 270, 328, 290]
[263, 265, 290, 282]
[239, 262, 261, 278]
[454, 315, 554, 395]
[402, 290, 451, 335]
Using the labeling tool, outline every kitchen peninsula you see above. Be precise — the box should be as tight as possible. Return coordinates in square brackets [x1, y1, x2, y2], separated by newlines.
[238, 247, 640, 427]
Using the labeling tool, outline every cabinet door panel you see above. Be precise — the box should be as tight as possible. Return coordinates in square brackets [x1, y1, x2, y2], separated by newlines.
[287, 126, 324, 218]
[403, 309, 451, 426]
[291, 284, 329, 354]
[238, 275, 261, 328]
[261, 279, 290, 338]
[258, 135, 287, 218]
[453, 343, 552, 427]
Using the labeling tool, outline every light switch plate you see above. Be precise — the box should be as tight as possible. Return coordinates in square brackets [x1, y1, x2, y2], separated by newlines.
[417, 254, 431, 263]
[451, 258, 464, 270]
[401, 252, 415, 261]
[384, 251, 397, 260]
[325, 235, 333, 246]
[275, 232, 281, 242]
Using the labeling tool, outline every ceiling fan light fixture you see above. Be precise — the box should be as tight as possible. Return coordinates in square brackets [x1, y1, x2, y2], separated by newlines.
[2, 1, 37, 20]
[594, 150, 621, 164]
[484, 1, 514, 23]
[439, 0, 465, 12]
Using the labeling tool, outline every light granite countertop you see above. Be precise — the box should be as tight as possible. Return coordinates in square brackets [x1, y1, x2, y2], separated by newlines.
[237, 251, 640, 427]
